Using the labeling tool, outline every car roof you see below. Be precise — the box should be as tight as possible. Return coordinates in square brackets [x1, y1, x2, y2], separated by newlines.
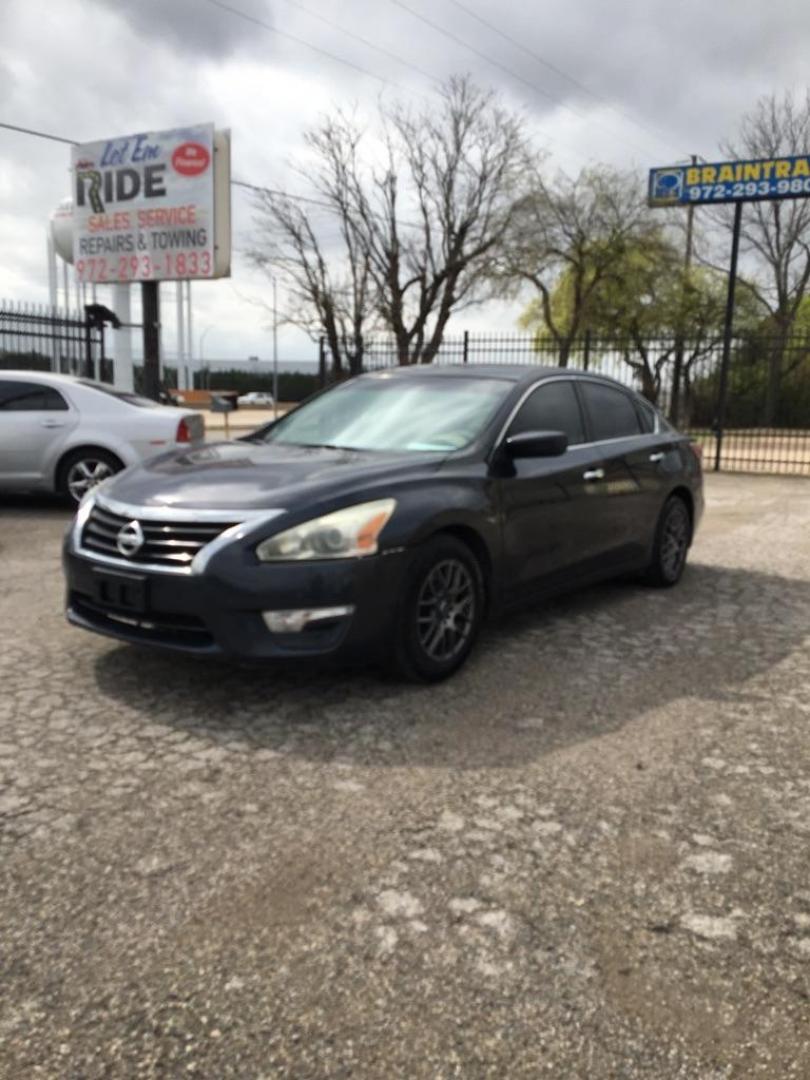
[362, 363, 636, 392]
[0, 369, 86, 386]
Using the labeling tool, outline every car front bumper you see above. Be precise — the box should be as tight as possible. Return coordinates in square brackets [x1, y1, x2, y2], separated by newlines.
[63, 537, 410, 663]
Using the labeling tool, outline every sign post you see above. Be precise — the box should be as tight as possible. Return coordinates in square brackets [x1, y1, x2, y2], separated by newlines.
[141, 281, 161, 401]
[714, 201, 743, 471]
[648, 152, 810, 468]
[70, 123, 231, 398]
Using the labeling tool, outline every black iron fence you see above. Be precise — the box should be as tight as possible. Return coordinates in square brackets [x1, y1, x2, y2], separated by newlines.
[318, 331, 810, 476]
[0, 302, 112, 383]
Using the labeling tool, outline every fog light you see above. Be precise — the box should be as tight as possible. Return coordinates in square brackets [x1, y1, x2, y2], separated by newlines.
[261, 606, 355, 633]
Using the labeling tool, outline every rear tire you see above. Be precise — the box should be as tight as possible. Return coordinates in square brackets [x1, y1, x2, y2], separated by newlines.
[644, 495, 691, 587]
[390, 535, 485, 682]
[57, 448, 123, 507]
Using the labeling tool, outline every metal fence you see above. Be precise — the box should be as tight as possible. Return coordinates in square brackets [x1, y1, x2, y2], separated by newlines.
[320, 331, 810, 476]
[0, 302, 112, 383]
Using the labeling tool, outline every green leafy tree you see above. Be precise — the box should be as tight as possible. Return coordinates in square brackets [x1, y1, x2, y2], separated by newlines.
[501, 166, 652, 365]
[523, 227, 763, 414]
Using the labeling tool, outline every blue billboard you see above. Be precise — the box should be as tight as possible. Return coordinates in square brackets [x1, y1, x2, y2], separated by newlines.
[649, 154, 810, 207]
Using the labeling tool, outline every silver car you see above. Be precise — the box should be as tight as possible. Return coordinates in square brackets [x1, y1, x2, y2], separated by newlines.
[236, 391, 275, 407]
[0, 371, 205, 504]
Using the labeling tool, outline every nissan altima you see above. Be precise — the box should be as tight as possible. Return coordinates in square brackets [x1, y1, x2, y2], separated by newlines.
[63, 366, 703, 680]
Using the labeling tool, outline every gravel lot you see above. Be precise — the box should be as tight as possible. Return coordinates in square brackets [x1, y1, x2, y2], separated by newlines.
[1, 474, 809, 1078]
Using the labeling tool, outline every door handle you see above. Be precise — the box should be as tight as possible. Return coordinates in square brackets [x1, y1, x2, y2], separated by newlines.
[648, 451, 665, 463]
[583, 468, 605, 481]
[41, 420, 66, 428]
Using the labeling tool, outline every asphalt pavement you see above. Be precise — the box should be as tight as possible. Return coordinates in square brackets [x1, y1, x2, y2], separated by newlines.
[1, 474, 809, 1078]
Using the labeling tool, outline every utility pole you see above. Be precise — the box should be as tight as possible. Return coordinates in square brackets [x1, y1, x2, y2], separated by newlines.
[671, 153, 697, 427]
[199, 325, 214, 391]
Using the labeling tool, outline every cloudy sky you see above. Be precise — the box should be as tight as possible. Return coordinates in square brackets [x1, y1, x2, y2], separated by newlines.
[1, 0, 808, 370]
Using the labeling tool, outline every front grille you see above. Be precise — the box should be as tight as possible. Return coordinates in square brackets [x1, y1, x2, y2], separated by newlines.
[81, 503, 236, 569]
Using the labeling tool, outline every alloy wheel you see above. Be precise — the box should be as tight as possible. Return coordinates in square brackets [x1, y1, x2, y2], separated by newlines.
[416, 557, 476, 663]
[660, 503, 690, 579]
[66, 459, 115, 503]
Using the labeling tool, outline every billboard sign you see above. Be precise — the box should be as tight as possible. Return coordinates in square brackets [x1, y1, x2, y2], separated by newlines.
[649, 154, 810, 208]
[71, 123, 231, 283]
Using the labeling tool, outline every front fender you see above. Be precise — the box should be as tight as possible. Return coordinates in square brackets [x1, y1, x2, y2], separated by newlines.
[379, 477, 506, 605]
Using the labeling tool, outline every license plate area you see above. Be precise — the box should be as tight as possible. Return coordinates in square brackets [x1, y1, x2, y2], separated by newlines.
[91, 568, 148, 614]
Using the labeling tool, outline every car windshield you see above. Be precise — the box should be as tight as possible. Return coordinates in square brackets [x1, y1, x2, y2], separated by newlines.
[261, 375, 513, 452]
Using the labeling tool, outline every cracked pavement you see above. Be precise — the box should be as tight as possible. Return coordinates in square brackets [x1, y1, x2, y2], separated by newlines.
[1, 474, 809, 1078]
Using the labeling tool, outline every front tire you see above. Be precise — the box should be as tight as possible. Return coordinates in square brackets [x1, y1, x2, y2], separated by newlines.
[57, 449, 123, 506]
[390, 535, 485, 682]
[644, 495, 692, 587]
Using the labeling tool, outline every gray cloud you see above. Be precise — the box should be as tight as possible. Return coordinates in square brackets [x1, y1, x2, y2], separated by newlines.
[95, 0, 265, 59]
[2, 0, 810, 360]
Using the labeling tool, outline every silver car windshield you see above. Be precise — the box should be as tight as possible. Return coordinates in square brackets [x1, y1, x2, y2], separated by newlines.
[263, 376, 513, 453]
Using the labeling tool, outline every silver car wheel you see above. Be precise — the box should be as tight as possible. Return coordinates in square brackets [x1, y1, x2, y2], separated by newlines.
[66, 459, 115, 502]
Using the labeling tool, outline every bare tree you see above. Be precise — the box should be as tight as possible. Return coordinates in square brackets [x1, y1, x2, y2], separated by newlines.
[718, 92, 810, 422]
[249, 76, 532, 370]
[248, 184, 375, 377]
[501, 166, 652, 365]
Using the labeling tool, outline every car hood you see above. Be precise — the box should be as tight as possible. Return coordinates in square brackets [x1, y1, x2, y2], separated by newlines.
[99, 440, 445, 512]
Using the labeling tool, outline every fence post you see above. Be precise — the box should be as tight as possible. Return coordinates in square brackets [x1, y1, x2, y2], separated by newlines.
[83, 314, 95, 381]
[462, 329, 469, 364]
[583, 329, 591, 371]
[318, 335, 326, 389]
[671, 344, 683, 427]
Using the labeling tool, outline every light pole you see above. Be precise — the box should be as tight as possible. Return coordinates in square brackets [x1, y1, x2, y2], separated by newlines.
[199, 325, 214, 390]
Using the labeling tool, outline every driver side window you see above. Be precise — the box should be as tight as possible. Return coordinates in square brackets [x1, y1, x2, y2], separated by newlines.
[507, 380, 585, 446]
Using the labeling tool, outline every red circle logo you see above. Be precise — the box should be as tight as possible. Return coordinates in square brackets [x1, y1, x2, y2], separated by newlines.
[172, 142, 210, 177]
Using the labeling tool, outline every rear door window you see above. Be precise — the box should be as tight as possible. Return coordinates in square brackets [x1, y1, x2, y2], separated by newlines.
[0, 381, 68, 410]
[507, 380, 585, 446]
[580, 382, 642, 442]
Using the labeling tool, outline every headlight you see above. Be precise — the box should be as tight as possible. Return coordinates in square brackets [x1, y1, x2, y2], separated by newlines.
[255, 499, 396, 562]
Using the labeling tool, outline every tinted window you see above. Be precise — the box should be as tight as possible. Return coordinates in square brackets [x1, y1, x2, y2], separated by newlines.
[580, 383, 642, 441]
[507, 380, 585, 445]
[0, 381, 68, 411]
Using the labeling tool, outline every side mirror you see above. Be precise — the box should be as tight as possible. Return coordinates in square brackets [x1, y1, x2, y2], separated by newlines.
[505, 430, 568, 458]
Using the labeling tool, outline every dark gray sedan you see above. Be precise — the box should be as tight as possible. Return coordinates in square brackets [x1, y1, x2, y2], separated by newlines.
[63, 366, 703, 680]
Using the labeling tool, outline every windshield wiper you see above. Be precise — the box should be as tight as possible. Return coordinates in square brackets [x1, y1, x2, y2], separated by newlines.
[296, 442, 349, 451]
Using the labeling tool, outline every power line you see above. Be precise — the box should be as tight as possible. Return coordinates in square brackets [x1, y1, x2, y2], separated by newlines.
[0, 122, 334, 210]
[201, 0, 391, 87]
[275, 0, 441, 86]
[443, 0, 687, 159]
[389, 0, 662, 165]
[0, 121, 78, 146]
[231, 178, 340, 214]
[388, 1, 606, 164]
[0, 121, 421, 228]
